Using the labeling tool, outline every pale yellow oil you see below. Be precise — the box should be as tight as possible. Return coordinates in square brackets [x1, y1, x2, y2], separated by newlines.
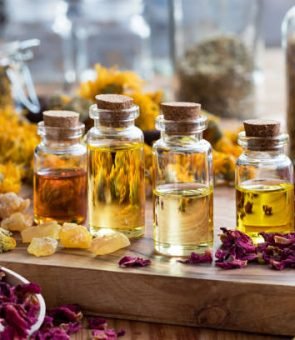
[88, 143, 145, 238]
[153, 183, 213, 256]
[236, 179, 294, 243]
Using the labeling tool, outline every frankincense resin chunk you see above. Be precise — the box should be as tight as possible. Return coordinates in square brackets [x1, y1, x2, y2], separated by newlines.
[59, 223, 92, 249]
[27, 237, 58, 257]
[21, 222, 61, 243]
[90, 230, 130, 255]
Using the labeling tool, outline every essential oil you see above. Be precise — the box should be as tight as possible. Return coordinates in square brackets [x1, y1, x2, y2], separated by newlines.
[34, 168, 87, 224]
[88, 143, 145, 238]
[153, 183, 213, 256]
[236, 179, 294, 243]
[34, 110, 86, 225]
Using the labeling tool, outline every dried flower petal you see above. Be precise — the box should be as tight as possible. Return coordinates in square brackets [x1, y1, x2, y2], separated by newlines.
[118, 256, 151, 268]
[0, 272, 41, 339]
[215, 228, 257, 269]
[177, 250, 212, 265]
[215, 257, 247, 269]
[88, 317, 107, 330]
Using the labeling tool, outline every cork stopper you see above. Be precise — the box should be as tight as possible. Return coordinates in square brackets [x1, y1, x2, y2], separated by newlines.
[95, 94, 134, 110]
[43, 111, 79, 128]
[161, 102, 201, 121]
[244, 119, 280, 138]
[41, 110, 83, 141]
[94, 94, 136, 127]
[242, 119, 282, 151]
[159, 102, 204, 135]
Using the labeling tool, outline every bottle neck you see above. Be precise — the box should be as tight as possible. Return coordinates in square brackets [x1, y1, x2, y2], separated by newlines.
[243, 147, 285, 158]
[41, 137, 81, 148]
[161, 131, 203, 143]
[93, 119, 135, 130]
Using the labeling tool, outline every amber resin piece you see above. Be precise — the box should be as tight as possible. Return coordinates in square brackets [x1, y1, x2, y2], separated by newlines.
[27, 237, 58, 257]
[21, 222, 61, 243]
[89, 230, 130, 255]
[59, 223, 92, 249]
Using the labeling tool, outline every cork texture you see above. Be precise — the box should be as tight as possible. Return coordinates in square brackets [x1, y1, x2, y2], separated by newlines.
[95, 94, 134, 110]
[161, 102, 201, 121]
[244, 119, 280, 138]
[43, 110, 79, 128]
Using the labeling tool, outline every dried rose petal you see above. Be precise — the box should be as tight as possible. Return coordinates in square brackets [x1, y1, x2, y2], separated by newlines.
[215, 228, 257, 269]
[118, 256, 151, 268]
[215, 258, 247, 269]
[0, 272, 41, 339]
[88, 317, 107, 330]
[177, 250, 212, 265]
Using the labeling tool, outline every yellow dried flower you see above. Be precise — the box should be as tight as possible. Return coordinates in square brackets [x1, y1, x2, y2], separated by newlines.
[0, 105, 39, 180]
[79, 64, 143, 101]
[131, 91, 163, 131]
[79, 64, 162, 130]
[0, 163, 22, 193]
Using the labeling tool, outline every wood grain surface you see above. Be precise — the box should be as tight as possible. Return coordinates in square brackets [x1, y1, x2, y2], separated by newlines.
[0, 187, 295, 337]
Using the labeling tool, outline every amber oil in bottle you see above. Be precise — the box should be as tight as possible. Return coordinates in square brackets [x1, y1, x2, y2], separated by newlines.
[34, 111, 87, 224]
[34, 168, 87, 224]
[153, 102, 213, 256]
[87, 94, 145, 238]
[236, 120, 294, 243]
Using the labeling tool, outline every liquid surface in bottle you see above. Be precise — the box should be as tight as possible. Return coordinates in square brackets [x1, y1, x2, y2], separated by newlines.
[88, 143, 145, 238]
[34, 168, 87, 224]
[153, 183, 213, 256]
[236, 179, 294, 243]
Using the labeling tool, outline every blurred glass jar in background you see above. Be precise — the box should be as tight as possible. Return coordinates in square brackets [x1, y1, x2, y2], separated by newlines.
[282, 6, 295, 163]
[3, 0, 152, 89]
[171, 0, 263, 119]
[3, 0, 63, 86]
[54, 0, 153, 88]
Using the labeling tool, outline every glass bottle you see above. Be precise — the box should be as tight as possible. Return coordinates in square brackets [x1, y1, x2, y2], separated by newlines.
[87, 94, 145, 238]
[282, 6, 295, 163]
[236, 119, 294, 244]
[171, 0, 263, 119]
[152, 102, 213, 256]
[34, 110, 87, 224]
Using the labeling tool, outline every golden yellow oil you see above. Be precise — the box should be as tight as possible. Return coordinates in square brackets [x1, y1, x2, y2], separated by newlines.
[153, 183, 213, 256]
[236, 179, 294, 243]
[88, 143, 145, 238]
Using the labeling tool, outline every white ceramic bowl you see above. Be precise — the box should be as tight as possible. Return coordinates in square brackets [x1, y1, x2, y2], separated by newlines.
[0, 267, 46, 335]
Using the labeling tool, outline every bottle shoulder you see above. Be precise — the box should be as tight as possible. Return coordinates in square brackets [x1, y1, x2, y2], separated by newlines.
[153, 137, 212, 153]
[87, 126, 143, 145]
[237, 151, 292, 167]
[35, 142, 86, 157]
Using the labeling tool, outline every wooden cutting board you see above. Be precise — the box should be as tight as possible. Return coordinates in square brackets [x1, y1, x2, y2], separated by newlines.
[1, 187, 295, 336]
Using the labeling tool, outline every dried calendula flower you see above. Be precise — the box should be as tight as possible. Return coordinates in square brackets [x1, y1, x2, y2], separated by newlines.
[90, 230, 130, 255]
[60, 223, 92, 249]
[0, 162, 22, 194]
[0, 227, 16, 252]
[1, 212, 33, 231]
[0, 192, 30, 219]
[21, 222, 61, 243]
[27, 237, 58, 257]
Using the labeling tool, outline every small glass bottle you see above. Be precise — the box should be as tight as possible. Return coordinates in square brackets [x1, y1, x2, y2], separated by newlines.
[87, 94, 145, 238]
[34, 110, 87, 224]
[236, 119, 294, 243]
[153, 102, 213, 256]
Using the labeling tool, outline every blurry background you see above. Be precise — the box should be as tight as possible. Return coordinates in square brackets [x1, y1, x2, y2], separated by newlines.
[0, 0, 295, 119]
